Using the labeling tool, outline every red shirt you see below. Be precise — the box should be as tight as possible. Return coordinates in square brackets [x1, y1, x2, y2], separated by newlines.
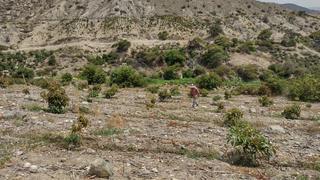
[190, 86, 200, 97]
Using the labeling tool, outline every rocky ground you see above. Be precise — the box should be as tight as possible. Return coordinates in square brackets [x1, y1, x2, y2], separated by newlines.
[0, 84, 319, 179]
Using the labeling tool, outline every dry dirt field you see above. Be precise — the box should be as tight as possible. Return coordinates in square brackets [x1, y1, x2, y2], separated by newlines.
[0, 84, 319, 179]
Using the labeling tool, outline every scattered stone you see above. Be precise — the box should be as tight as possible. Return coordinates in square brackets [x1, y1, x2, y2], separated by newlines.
[23, 162, 31, 168]
[151, 168, 158, 173]
[249, 108, 256, 113]
[88, 158, 113, 178]
[29, 165, 38, 173]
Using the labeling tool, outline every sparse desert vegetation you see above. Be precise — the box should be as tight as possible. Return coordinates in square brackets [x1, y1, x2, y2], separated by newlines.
[1, 0, 320, 179]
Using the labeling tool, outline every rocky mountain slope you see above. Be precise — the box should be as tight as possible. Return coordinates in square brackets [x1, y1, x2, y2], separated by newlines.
[0, 0, 319, 48]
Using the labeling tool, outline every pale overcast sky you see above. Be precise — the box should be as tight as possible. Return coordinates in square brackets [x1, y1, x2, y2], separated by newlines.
[258, 0, 320, 8]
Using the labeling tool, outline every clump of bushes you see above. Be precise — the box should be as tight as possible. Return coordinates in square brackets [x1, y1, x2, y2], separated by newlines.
[65, 114, 89, 147]
[200, 46, 229, 68]
[13, 67, 35, 79]
[257, 29, 272, 41]
[170, 86, 181, 96]
[158, 31, 169, 40]
[200, 89, 209, 97]
[164, 49, 186, 66]
[136, 48, 162, 67]
[227, 121, 275, 166]
[238, 41, 256, 54]
[224, 90, 232, 100]
[224, 108, 244, 127]
[163, 66, 180, 80]
[196, 73, 222, 90]
[104, 85, 119, 99]
[288, 75, 320, 102]
[113, 39, 131, 52]
[158, 89, 172, 102]
[42, 82, 69, 114]
[237, 65, 260, 82]
[282, 104, 301, 119]
[258, 96, 273, 107]
[80, 65, 106, 85]
[110, 65, 144, 87]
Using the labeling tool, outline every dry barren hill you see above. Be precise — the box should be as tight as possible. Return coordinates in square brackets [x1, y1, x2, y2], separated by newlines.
[1, 0, 320, 48]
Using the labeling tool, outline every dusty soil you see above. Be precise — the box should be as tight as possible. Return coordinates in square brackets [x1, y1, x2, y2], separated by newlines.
[0, 84, 319, 179]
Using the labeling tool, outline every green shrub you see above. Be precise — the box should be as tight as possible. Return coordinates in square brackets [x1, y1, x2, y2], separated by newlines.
[188, 37, 206, 50]
[14, 67, 34, 79]
[31, 78, 51, 89]
[216, 102, 225, 113]
[182, 69, 194, 78]
[88, 85, 101, 98]
[196, 73, 222, 90]
[224, 108, 244, 127]
[113, 39, 131, 52]
[258, 96, 273, 107]
[215, 35, 232, 50]
[64, 133, 81, 147]
[209, 22, 223, 38]
[281, 31, 298, 47]
[163, 66, 180, 80]
[104, 85, 119, 99]
[264, 77, 286, 96]
[80, 65, 106, 85]
[0, 77, 13, 88]
[237, 65, 260, 82]
[227, 121, 275, 166]
[288, 75, 320, 102]
[257, 29, 272, 41]
[158, 31, 169, 40]
[146, 85, 160, 94]
[238, 41, 256, 54]
[48, 56, 57, 66]
[110, 65, 144, 87]
[200, 46, 229, 68]
[102, 51, 119, 64]
[282, 104, 301, 119]
[214, 65, 236, 79]
[164, 49, 186, 66]
[43, 82, 69, 114]
[87, 55, 105, 65]
[136, 48, 162, 67]
[158, 89, 172, 102]
[61, 73, 73, 85]
[193, 65, 206, 77]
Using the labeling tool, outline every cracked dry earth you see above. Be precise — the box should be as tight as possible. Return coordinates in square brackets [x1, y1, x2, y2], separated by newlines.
[0, 85, 320, 179]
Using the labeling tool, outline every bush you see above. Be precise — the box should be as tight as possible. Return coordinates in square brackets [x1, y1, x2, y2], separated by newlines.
[164, 49, 186, 66]
[224, 108, 244, 127]
[80, 65, 106, 85]
[136, 48, 162, 67]
[288, 75, 320, 102]
[104, 85, 119, 99]
[212, 95, 222, 102]
[215, 36, 232, 50]
[281, 31, 297, 47]
[64, 133, 81, 147]
[0, 77, 13, 88]
[209, 22, 223, 38]
[163, 66, 180, 80]
[88, 85, 101, 98]
[264, 77, 286, 96]
[237, 65, 260, 82]
[227, 121, 275, 166]
[196, 73, 222, 90]
[214, 65, 236, 79]
[43, 82, 69, 114]
[182, 69, 194, 78]
[14, 67, 34, 79]
[87, 55, 105, 65]
[113, 39, 131, 52]
[282, 104, 301, 119]
[258, 96, 273, 107]
[158, 89, 172, 102]
[257, 29, 272, 41]
[200, 46, 229, 68]
[146, 85, 160, 94]
[48, 56, 57, 66]
[61, 73, 73, 85]
[65, 114, 89, 147]
[193, 65, 206, 77]
[110, 65, 144, 87]
[238, 41, 256, 54]
[158, 31, 169, 40]
[102, 51, 119, 64]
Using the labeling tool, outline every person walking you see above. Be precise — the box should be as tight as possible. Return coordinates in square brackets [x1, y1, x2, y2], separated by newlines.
[190, 84, 200, 108]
